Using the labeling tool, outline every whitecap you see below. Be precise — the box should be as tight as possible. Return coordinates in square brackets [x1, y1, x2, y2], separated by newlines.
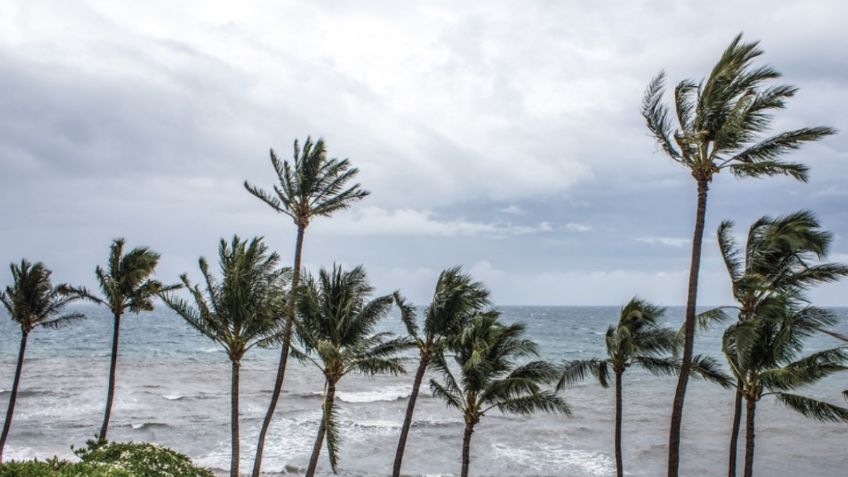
[335, 385, 409, 403]
[161, 394, 184, 401]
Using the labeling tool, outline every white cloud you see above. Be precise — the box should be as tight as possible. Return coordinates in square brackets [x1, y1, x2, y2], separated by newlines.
[498, 205, 525, 215]
[563, 223, 593, 232]
[312, 206, 553, 238]
[636, 237, 690, 248]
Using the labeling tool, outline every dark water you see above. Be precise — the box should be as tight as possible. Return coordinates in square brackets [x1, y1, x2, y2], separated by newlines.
[1, 305, 846, 476]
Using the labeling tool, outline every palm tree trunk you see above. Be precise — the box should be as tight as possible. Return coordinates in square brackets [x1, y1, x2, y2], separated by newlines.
[306, 379, 336, 477]
[615, 370, 624, 477]
[460, 421, 474, 477]
[392, 353, 429, 477]
[743, 397, 756, 477]
[0, 331, 28, 463]
[252, 224, 305, 477]
[668, 179, 709, 477]
[728, 384, 743, 477]
[99, 311, 122, 442]
[231, 360, 241, 477]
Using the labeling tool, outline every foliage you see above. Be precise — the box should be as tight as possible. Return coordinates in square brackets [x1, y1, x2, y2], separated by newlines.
[244, 137, 369, 228]
[642, 33, 835, 184]
[160, 236, 289, 362]
[59, 239, 174, 316]
[293, 265, 410, 472]
[0, 458, 132, 477]
[0, 442, 211, 477]
[73, 441, 213, 477]
[1, 260, 83, 334]
[431, 311, 568, 423]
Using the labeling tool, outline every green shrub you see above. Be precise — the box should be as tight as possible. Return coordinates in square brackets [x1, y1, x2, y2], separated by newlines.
[0, 457, 132, 477]
[74, 440, 214, 477]
[0, 441, 213, 477]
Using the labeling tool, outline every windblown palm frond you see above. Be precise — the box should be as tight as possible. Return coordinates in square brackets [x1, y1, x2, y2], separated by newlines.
[431, 311, 566, 477]
[294, 265, 410, 476]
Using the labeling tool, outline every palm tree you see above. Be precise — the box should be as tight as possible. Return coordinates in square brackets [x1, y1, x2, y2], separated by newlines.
[559, 298, 729, 477]
[641, 33, 836, 476]
[291, 265, 409, 476]
[244, 137, 369, 477]
[716, 211, 848, 477]
[722, 301, 848, 477]
[60, 238, 174, 441]
[391, 267, 491, 477]
[160, 236, 287, 477]
[430, 311, 568, 477]
[0, 260, 83, 462]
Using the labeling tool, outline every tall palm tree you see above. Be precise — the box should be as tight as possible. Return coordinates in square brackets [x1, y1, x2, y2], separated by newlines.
[244, 137, 369, 477]
[641, 33, 836, 476]
[559, 298, 729, 477]
[722, 301, 848, 477]
[391, 267, 491, 477]
[160, 236, 287, 477]
[0, 260, 83, 462]
[430, 311, 568, 477]
[716, 211, 848, 477]
[60, 238, 175, 441]
[291, 265, 409, 476]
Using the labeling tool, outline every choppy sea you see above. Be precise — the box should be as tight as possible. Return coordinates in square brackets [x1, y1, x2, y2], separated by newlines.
[1, 305, 846, 476]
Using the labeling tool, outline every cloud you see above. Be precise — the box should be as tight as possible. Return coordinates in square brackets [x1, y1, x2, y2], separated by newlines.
[498, 205, 526, 215]
[312, 207, 553, 238]
[563, 223, 593, 233]
[636, 237, 691, 248]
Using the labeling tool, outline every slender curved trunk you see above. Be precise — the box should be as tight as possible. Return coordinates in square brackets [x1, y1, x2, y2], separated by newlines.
[743, 397, 756, 477]
[252, 224, 305, 477]
[615, 370, 624, 477]
[306, 379, 336, 477]
[0, 331, 28, 463]
[231, 360, 241, 477]
[728, 384, 743, 477]
[392, 351, 430, 477]
[460, 421, 474, 477]
[668, 179, 709, 477]
[99, 311, 122, 441]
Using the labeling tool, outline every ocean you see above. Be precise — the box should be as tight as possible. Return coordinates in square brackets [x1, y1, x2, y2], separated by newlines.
[1, 305, 846, 476]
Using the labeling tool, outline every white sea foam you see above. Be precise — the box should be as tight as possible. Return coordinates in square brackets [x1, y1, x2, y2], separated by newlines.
[492, 442, 615, 475]
[335, 385, 409, 403]
[161, 394, 184, 401]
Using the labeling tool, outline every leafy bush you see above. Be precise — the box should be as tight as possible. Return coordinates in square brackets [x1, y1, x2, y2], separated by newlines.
[0, 457, 132, 476]
[74, 440, 214, 477]
[0, 441, 212, 477]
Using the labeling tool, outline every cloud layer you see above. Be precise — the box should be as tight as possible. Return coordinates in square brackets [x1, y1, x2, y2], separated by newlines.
[1, 0, 847, 305]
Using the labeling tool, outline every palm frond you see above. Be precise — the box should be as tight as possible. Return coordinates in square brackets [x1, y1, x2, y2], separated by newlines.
[691, 354, 733, 387]
[775, 393, 848, 423]
[494, 390, 571, 416]
[557, 359, 610, 390]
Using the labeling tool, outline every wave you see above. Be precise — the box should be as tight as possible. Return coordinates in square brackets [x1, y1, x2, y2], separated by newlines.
[130, 422, 171, 430]
[161, 394, 184, 401]
[335, 386, 410, 403]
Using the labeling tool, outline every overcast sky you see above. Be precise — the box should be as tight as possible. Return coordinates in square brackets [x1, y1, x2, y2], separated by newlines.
[1, 0, 847, 306]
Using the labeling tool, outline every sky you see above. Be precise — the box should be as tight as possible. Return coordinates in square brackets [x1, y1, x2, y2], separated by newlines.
[1, 0, 847, 306]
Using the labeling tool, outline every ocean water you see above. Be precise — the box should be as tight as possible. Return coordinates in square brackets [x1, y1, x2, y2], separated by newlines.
[1, 305, 846, 476]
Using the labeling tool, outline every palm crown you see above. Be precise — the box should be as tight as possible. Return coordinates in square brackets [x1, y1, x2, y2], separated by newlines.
[642, 33, 836, 183]
[397, 267, 491, 354]
[244, 137, 369, 227]
[723, 300, 848, 421]
[2, 260, 83, 334]
[293, 265, 410, 473]
[61, 238, 172, 313]
[162, 236, 288, 361]
[719, 211, 848, 312]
